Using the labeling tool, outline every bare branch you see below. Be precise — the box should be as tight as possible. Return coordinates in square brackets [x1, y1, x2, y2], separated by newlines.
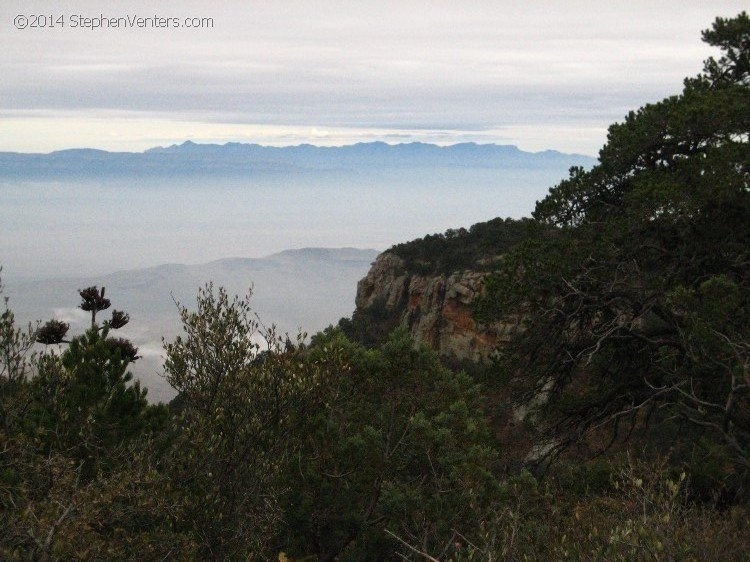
[384, 529, 441, 562]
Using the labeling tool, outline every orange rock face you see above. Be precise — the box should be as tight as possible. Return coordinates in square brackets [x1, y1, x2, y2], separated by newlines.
[355, 252, 514, 362]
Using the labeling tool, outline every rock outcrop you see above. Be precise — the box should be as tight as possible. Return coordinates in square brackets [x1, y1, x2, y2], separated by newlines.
[355, 252, 515, 362]
[354, 250, 552, 470]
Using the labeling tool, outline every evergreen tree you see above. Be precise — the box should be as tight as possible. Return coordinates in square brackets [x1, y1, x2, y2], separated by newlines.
[34, 286, 158, 476]
[479, 13, 749, 477]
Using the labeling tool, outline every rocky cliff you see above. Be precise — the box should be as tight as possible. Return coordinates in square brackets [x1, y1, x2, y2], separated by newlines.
[354, 251, 515, 362]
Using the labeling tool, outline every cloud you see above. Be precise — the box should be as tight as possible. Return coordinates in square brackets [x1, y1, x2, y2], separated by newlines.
[52, 307, 88, 327]
[1, 0, 747, 153]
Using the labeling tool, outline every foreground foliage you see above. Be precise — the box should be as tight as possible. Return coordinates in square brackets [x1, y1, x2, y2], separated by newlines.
[3, 280, 749, 561]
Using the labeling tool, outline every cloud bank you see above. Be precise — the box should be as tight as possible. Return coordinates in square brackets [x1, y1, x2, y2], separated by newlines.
[1, 0, 747, 154]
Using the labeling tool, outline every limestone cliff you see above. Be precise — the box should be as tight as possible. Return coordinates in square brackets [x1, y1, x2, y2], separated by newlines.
[354, 251, 514, 362]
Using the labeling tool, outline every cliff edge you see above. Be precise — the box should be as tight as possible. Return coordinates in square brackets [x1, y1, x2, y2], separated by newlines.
[353, 251, 515, 362]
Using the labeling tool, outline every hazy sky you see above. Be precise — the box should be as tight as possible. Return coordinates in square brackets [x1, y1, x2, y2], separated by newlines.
[1, 1, 747, 155]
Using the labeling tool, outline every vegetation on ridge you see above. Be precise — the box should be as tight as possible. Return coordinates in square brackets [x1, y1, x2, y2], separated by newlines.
[387, 216, 538, 275]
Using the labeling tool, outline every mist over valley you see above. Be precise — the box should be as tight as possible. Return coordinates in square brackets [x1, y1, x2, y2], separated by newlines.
[0, 141, 595, 400]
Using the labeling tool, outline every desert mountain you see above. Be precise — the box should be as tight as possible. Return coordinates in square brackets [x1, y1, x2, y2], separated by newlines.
[0, 141, 596, 179]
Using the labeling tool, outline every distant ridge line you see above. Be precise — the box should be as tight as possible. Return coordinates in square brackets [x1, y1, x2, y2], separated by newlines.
[0, 141, 596, 179]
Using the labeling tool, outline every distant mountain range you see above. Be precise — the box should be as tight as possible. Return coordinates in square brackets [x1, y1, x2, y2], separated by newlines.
[4, 247, 379, 402]
[0, 141, 597, 179]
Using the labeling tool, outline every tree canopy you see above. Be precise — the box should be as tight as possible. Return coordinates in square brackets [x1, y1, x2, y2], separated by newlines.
[479, 12, 750, 475]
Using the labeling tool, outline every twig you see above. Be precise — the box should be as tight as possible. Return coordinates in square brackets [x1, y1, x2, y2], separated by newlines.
[385, 529, 441, 562]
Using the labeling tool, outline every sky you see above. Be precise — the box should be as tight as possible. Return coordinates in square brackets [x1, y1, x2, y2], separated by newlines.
[0, 1, 747, 156]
